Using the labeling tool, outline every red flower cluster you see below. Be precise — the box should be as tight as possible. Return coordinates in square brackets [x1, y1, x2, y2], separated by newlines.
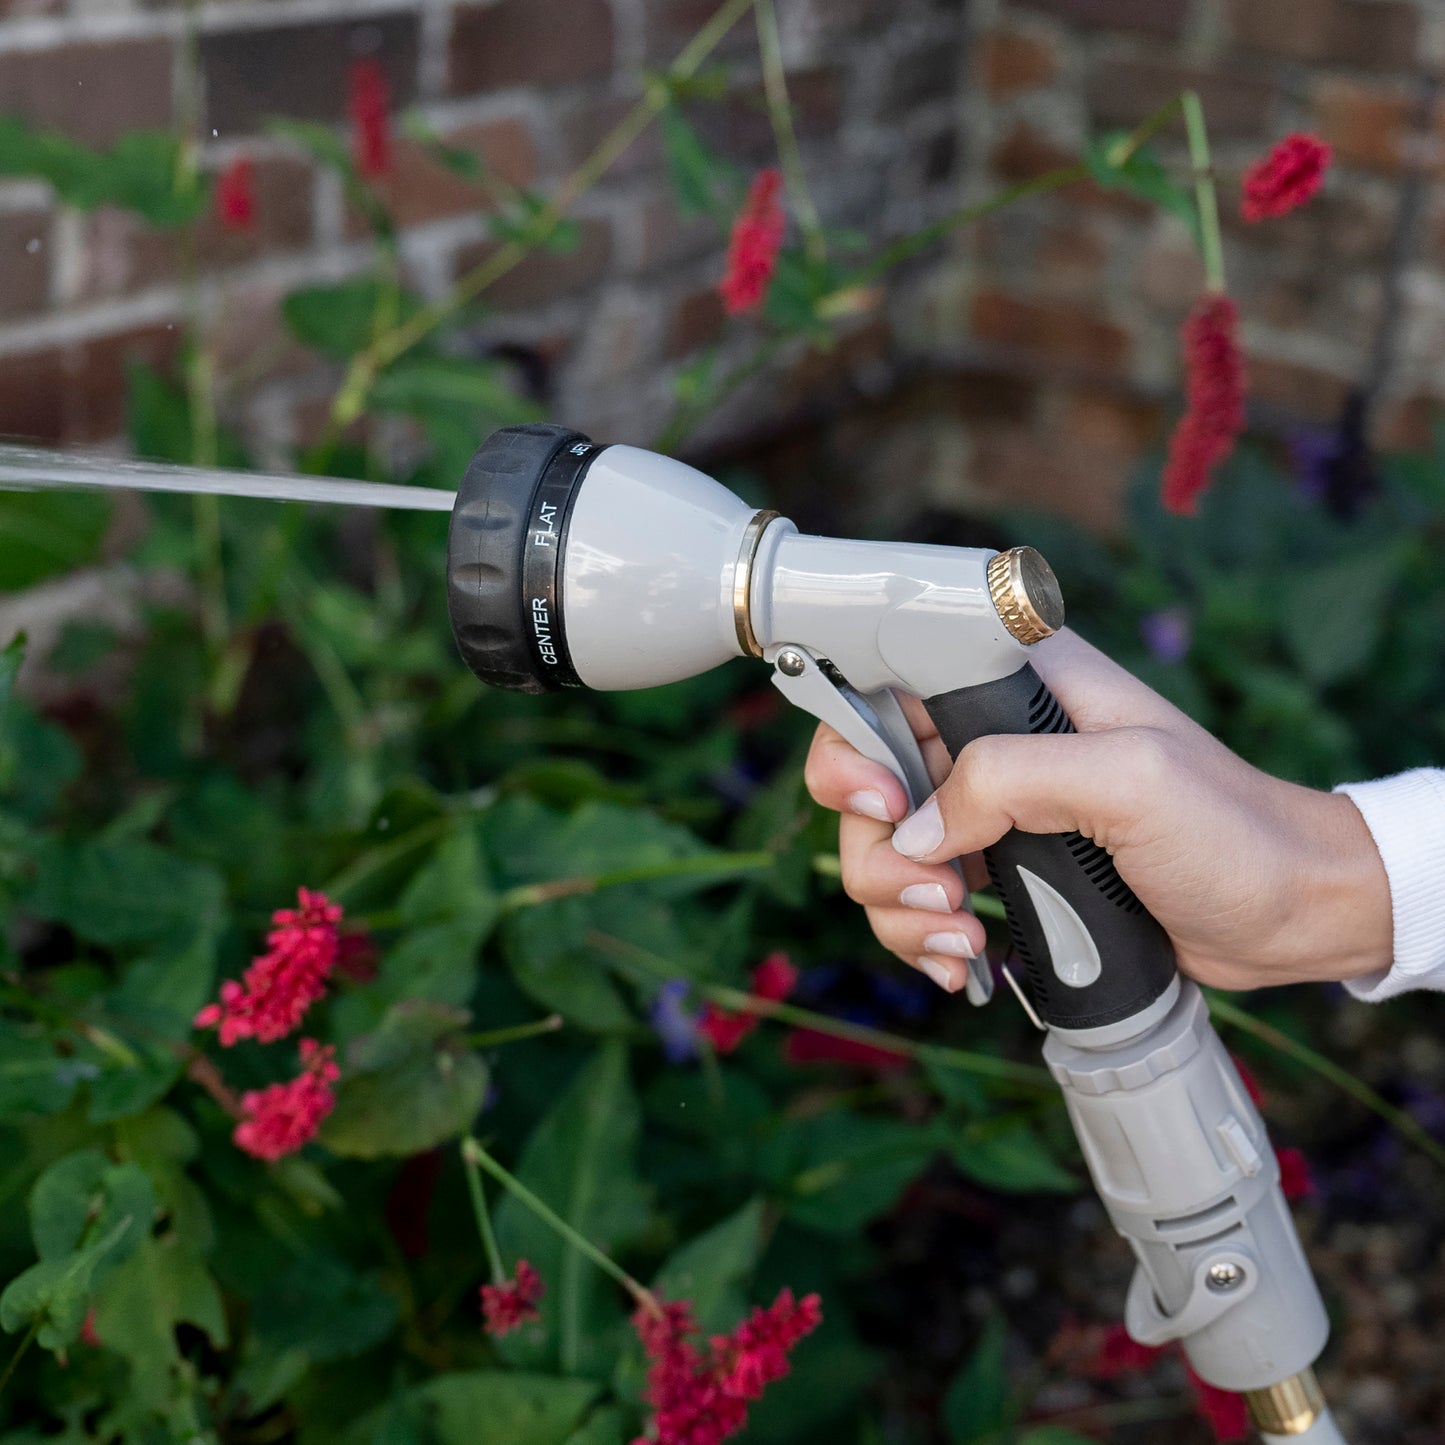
[195, 888, 344, 1045]
[698, 952, 798, 1054]
[233, 1039, 340, 1161]
[1241, 134, 1332, 223]
[349, 57, 392, 180]
[481, 1259, 545, 1337]
[214, 156, 255, 233]
[718, 169, 786, 316]
[1161, 294, 1246, 516]
[632, 1288, 822, 1445]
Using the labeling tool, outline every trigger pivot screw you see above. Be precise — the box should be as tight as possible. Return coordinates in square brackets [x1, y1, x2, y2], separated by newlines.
[777, 649, 806, 677]
[1206, 1262, 1245, 1293]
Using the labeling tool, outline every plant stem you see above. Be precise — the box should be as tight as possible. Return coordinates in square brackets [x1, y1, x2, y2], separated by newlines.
[460, 1137, 655, 1310]
[499, 850, 776, 911]
[467, 1015, 564, 1049]
[652, 332, 789, 454]
[316, 0, 757, 446]
[459, 1139, 507, 1286]
[1181, 90, 1225, 291]
[754, 0, 825, 265]
[0, 1317, 40, 1401]
[1208, 994, 1445, 1174]
[588, 930, 1051, 1089]
[1105, 95, 1185, 169]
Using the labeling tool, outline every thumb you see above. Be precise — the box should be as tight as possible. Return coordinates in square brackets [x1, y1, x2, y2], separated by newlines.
[890, 727, 1169, 863]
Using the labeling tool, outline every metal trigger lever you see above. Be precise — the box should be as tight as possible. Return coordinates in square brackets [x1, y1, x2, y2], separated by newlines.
[767, 645, 995, 1007]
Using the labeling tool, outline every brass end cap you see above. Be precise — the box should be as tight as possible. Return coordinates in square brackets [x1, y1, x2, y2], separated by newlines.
[1244, 1370, 1325, 1435]
[987, 546, 1064, 646]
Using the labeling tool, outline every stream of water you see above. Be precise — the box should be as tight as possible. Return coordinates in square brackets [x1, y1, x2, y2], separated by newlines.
[0, 443, 457, 513]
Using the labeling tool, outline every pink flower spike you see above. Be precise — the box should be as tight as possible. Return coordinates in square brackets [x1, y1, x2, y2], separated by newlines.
[349, 57, 392, 180]
[1161, 294, 1247, 516]
[718, 169, 786, 316]
[194, 888, 344, 1046]
[481, 1259, 545, 1337]
[697, 952, 799, 1056]
[232, 1039, 339, 1162]
[214, 156, 256, 232]
[1241, 133, 1332, 222]
[1276, 1145, 1314, 1201]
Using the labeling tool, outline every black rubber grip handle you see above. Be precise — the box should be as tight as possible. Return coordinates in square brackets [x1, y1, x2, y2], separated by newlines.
[924, 665, 1176, 1032]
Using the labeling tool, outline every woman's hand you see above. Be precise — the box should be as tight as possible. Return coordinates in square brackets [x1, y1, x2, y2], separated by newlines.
[804, 629, 1393, 994]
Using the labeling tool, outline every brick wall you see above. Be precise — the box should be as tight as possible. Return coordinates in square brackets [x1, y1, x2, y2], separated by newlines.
[916, 0, 1445, 531]
[1, 0, 1440, 535]
[0, 0, 967, 466]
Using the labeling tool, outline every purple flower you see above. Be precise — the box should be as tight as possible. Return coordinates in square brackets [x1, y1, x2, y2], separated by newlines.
[1140, 608, 1192, 665]
[650, 979, 700, 1065]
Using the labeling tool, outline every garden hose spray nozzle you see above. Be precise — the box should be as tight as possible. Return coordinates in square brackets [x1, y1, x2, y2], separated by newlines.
[446, 423, 1338, 1441]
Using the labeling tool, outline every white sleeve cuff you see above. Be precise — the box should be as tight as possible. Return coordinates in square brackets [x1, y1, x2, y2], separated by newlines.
[1333, 770, 1445, 1002]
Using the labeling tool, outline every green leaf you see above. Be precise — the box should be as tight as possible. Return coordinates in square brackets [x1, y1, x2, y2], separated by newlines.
[563, 1407, 625, 1445]
[652, 1198, 764, 1334]
[29, 1150, 155, 1263]
[357, 1372, 599, 1445]
[1278, 546, 1404, 686]
[943, 1313, 1012, 1444]
[248, 1252, 397, 1365]
[1019, 1431, 1098, 1445]
[320, 1001, 488, 1158]
[91, 1233, 227, 1406]
[0, 1020, 82, 1121]
[496, 1045, 648, 1379]
[282, 279, 416, 359]
[503, 899, 633, 1031]
[951, 1121, 1078, 1195]
[0, 491, 111, 593]
[1084, 134, 1199, 243]
[659, 105, 733, 217]
[1, 1215, 133, 1350]
[26, 837, 224, 952]
[372, 356, 542, 425]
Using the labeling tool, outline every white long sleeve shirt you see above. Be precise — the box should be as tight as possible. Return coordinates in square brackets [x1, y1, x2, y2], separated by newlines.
[1333, 769, 1445, 1001]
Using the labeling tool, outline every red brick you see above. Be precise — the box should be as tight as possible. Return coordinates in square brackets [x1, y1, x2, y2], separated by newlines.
[0, 323, 181, 446]
[970, 289, 1132, 375]
[970, 421, 1130, 532]
[1311, 77, 1431, 175]
[1088, 58, 1275, 137]
[980, 30, 1058, 98]
[1376, 393, 1444, 454]
[1018, 0, 1189, 36]
[557, 97, 665, 176]
[1246, 354, 1351, 424]
[81, 156, 313, 302]
[694, 70, 843, 158]
[450, 0, 613, 94]
[1057, 385, 1162, 456]
[780, 317, 893, 410]
[0, 211, 50, 320]
[1227, 0, 1419, 69]
[637, 198, 720, 273]
[666, 286, 726, 358]
[353, 119, 538, 233]
[1137, 239, 1207, 314]
[202, 18, 418, 135]
[0, 40, 173, 147]
[1037, 221, 1109, 294]
[0, 0, 60, 16]
[452, 217, 612, 310]
[644, 0, 760, 63]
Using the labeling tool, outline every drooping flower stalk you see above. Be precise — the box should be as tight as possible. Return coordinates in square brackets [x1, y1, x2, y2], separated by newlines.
[232, 1039, 339, 1161]
[481, 1260, 545, 1338]
[718, 169, 786, 315]
[348, 57, 392, 180]
[214, 156, 255, 232]
[1241, 134, 1332, 222]
[1160, 294, 1247, 516]
[195, 888, 343, 1045]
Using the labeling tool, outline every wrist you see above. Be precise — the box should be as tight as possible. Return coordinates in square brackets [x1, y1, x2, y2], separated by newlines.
[1301, 789, 1394, 984]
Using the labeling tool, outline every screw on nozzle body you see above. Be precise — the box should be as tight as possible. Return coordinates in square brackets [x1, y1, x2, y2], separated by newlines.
[987, 546, 1065, 645]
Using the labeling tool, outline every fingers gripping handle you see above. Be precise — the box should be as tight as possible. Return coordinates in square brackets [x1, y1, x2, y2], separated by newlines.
[922, 665, 1176, 1034]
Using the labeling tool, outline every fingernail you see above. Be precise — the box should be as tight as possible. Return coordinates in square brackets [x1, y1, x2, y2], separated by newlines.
[892, 798, 943, 859]
[847, 789, 894, 822]
[924, 931, 977, 958]
[918, 956, 962, 993]
[900, 883, 953, 913]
